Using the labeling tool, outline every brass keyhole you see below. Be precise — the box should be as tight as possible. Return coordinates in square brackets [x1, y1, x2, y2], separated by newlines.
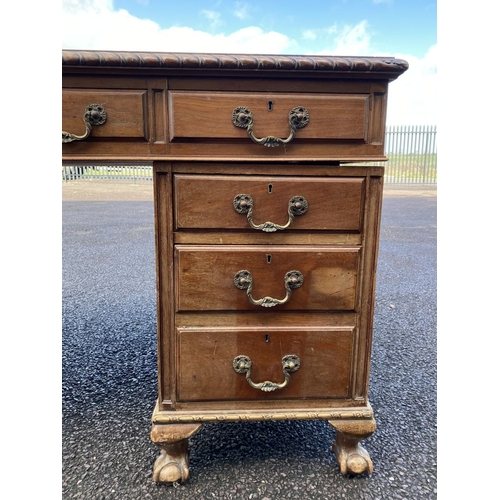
[268, 100, 273, 111]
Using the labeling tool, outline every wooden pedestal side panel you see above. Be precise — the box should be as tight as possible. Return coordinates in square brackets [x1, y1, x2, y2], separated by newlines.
[154, 167, 175, 408]
[176, 328, 354, 401]
[353, 173, 384, 400]
[369, 92, 388, 145]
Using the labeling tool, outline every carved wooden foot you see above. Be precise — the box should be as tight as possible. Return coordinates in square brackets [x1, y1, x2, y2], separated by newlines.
[328, 418, 376, 476]
[150, 423, 202, 483]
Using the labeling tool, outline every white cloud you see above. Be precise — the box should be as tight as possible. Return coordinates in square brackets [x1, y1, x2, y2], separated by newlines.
[321, 21, 371, 56]
[385, 45, 437, 125]
[224, 27, 292, 53]
[201, 10, 224, 29]
[62, 1, 161, 51]
[233, 2, 251, 20]
[62, 0, 112, 13]
[314, 21, 436, 125]
[62, 0, 292, 53]
[302, 29, 317, 41]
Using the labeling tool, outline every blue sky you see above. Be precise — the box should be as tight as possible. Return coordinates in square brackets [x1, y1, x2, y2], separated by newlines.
[61, 0, 437, 124]
[110, 0, 436, 58]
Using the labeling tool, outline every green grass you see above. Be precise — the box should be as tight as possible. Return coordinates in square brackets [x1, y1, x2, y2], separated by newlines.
[384, 154, 437, 181]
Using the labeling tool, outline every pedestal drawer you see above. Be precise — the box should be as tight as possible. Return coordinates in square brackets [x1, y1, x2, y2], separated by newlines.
[177, 328, 354, 401]
[175, 245, 360, 312]
[174, 175, 364, 232]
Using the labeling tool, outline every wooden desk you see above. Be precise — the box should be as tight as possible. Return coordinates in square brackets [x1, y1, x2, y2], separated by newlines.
[62, 50, 408, 483]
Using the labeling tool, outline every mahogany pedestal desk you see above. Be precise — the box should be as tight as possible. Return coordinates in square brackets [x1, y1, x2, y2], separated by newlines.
[62, 50, 408, 483]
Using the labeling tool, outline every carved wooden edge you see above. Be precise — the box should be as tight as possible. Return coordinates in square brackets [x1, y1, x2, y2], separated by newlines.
[151, 401, 374, 424]
[62, 50, 408, 77]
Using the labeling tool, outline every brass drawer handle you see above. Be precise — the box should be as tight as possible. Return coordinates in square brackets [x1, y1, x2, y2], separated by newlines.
[234, 269, 303, 308]
[233, 354, 301, 392]
[62, 104, 107, 143]
[233, 194, 308, 232]
[232, 106, 309, 147]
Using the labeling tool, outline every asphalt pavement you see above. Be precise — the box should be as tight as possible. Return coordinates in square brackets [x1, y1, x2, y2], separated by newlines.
[62, 181, 437, 499]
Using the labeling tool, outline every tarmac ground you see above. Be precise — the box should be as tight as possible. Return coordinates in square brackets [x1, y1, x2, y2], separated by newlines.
[62, 180, 437, 499]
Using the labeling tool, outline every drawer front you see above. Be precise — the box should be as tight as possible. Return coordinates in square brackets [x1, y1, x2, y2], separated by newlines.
[174, 175, 364, 232]
[169, 91, 368, 143]
[62, 89, 148, 139]
[175, 245, 359, 312]
[177, 328, 353, 401]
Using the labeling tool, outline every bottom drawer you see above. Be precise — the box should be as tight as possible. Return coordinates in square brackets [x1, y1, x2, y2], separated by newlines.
[177, 328, 354, 401]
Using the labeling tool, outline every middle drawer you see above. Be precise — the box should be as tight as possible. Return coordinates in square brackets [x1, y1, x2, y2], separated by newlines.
[175, 245, 360, 312]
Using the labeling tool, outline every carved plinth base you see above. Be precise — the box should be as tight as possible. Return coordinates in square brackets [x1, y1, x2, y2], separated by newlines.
[328, 418, 376, 476]
[150, 406, 376, 480]
[150, 423, 202, 483]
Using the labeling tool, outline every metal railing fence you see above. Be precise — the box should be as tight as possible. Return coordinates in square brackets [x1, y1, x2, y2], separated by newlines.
[374, 125, 437, 184]
[62, 125, 437, 184]
[62, 164, 153, 182]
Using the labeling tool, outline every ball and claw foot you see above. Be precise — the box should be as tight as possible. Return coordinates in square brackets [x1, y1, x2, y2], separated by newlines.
[328, 418, 376, 476]
[151, 423, 202, 483]
[153, 448, 189, 483]
[332, 440, 374, 475]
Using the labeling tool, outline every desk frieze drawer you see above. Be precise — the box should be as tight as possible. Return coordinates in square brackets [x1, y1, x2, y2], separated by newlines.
[177, 328, 354, 401]
[174, 174, 364, 232]
[169, 91, 368, 144]
[175, 245, 360, 312]
[62, 89, 148, 140]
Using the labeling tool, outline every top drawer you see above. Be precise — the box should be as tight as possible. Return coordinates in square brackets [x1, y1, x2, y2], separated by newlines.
[174, 174, 365, 232]
[169, 91, 368, 144]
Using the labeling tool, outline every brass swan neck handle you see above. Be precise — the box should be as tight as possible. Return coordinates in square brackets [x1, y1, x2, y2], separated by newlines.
[62, 104, 107, 143]
[233, 194, 308, 232]
[233, 355, 301, 392]
[232, 106, 309, 147]
[234, 270, 303, 308]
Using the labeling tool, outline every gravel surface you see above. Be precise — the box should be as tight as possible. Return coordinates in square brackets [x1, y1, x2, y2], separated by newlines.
[62, 181, 437, 499]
